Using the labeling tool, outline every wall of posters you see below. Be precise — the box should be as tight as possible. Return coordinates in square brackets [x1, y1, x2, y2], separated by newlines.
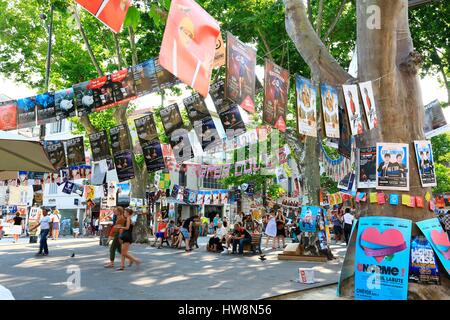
[54, 88, 76, 120]
[16, 96, 36, 129]
[133, 59, 160, 96]
[409, 235, 440, 285]
[296, 76, 317, 137]
[376, 143, 409, 191]
[299, 206, 319, 232]
[320, 83, 340, 138]
[66, 137, 86, 166]
[73, 81, 95, 117]
[359, 81, 378, 129]
[354, 216, 412, 300]
[36, 92, 56, 125]
[43, 140, 66, 171]
[414, 140, 437, 187]
[89, 130, 111, 161]
[357, 147, 377, 189]
[169, 128, 194, 163]
[342, 84, 363, 135]
[263, 60, 289, 132]
[160, 103, 183, 135]
[109, 124, 131, 155]
[0, 100, 17, 131]
[225, 32, 256, 113]
[113, 150, 135, 182]
[416, 218, 450, 275]
[423, 99, 450, 138]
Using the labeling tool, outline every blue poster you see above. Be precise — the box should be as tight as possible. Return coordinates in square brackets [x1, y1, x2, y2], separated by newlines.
[416, 218, 450, 275]
[299, 206, 320, 232]
[354, 216, 412, 300]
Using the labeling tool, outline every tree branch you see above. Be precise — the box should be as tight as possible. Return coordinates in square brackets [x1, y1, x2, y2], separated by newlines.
[324, 0, 348, 41]
[283, 0, 352, 84]
[79, 114, 97, 135]
[128, 26, 139, 66]
[256, 28, 273, 61]
[307, 0, 313, 23]
[113, 33, 124, 69]
[316, 0, 325, 37]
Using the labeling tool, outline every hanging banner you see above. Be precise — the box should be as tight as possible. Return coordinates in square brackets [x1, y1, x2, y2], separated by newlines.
[66, 137, 86, 167]
[263, 59, 289, 132]
[43, 140, 66, 171]
[376, 143, 409, 191]
[299, 206, 319, 232]
[113, 150, 135, 182]
[338, 106, 352, 159]
[218, 104, 246, 134]
[0, 100, 18, 131]
[423, 99, 450, 138]
[135, 114, 159, 144]
[73, 81, 95, 117]
[36, 92, 56, 125]
[296, 75, 317, 137]
[89, 130, 111, 162]
[89, 75, 114, 111]
[184, 93, 211, 122]
[62, 181, 75, 195]
[320, 83, 340, 138]
[75, 0, 131, 33]
[225, 32, 256, 113]
[354, 216, 412, 300]
[170, 129, 194, 163]
[132, 58, 160, 96]
[414, 140, 437, 188]
[110, 68, 136, 105]
[109, 124, 131, 155]
[409, 235, 440, 285]
[159, 0, 220, 97]
[142, 141, 165, 173]
[54, 88, 76, 120]
[16, 96, 36, 129]
[416, 218, 450, 275]
[359, 81, 378, 129]
[342, 84, 363, 135]
[357, 147, 377, 189]
[160, 103, 184, 136]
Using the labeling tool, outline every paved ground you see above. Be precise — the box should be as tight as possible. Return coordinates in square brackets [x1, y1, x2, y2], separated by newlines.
[0, 236, 346, 300]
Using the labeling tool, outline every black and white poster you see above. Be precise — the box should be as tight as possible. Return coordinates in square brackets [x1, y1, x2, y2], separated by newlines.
[160, 103, 183, 136]
[109, 124, 131, 155]
[43, 140, 66, 171]
[133, 59, 160, 96]
[16, 96, 36, 129]
[134, 114, 159, 144]
[89, 130, 111, 161]
[113, 150, 135, 182]
[423, 99, 450, 138]
[73, 81, 95, 117]
[209, 80, 232, 114]
[357, 147, 377, 189]
[66, 137, 86, 167]
[54, 88, 76, 120]
[36, 92, 56, 125]
[414, 140, 437, 188]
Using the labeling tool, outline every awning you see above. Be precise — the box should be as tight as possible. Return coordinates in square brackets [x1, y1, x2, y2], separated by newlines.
[0, 139, 56, 172]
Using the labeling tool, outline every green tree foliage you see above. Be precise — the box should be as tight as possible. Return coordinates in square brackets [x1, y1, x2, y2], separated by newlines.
[431, 132, 450, 194]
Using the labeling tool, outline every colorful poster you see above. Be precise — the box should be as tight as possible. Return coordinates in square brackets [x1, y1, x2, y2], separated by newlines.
[225, 32, 257, 113]
[296, 75, 317, 137]
[113, 150, 135, 182]
[16, 96, 36, 129]
[0, 100, 18, 131]
[357, 147, 377, 189]
[169, 129, 194, 163]
[160, 103, 183, 135]
[342, 84, 363, 135]
[338, 105, 352, 159]
[376, 143, 409, 191]
[142, 140, 165, 173]
[320, 83, 340, 138]
[299, 206, 320, 232]
[109, 124, 131, 155]
[36, 92, 56, 125]
[89, 75, 114, 111]
[159, 0, 219, 97]
[197, 191, 205, 205]
[209, 80, 232, 114]
[62, 181, 75, 194]
[409, 235, 440, 285]
[43, 140, 66, 170]
[416, 218, 450, 275]
[354, 216, 412, 300]
[75, 0, 131, 33]
[414, 140, 437, 187]
[110, 68, 136, 105]
[423, 99, 450, 138]
[54, 88, 76, 120]
[66, 137, 86, 166]
[73, 81, 95, 117]
[68, 165, 91, 180]
[218, 104, 246, 134]
[263, 60, 289, 132]
[135, 114, 159, 144]
[89, 130, 111, 161]
[132, 59, 160, 96]
[359, 81, 378, 129]
[99, 209, 114, 223]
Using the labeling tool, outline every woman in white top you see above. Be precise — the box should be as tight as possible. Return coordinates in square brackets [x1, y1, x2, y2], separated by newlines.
[342, 208, 354, 246]
[264, 211, 277, 250]
[51, 209, 61, 240]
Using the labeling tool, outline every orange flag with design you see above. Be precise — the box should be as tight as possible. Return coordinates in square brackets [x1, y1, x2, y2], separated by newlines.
[159, 0, 220, 97]
[76, 0, 131, 33]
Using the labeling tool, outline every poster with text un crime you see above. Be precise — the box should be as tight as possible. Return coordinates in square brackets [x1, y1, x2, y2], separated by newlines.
[354, 216, 412, 300]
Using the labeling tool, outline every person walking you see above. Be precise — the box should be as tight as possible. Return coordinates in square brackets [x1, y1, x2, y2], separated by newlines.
[343, 208, 354, 246]
[72, 218, 80, 238]
[114, 208, 141, 271]
[9, 213, 23, 243]
[180, 215, 199, 252]
[264, 211, 277, 249]
[104, 206, 126, 268]
[29, 209, 51, 256]
[50, 209, 61, 240]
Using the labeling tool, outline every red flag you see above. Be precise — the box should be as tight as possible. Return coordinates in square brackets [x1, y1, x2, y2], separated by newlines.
[76, 0, 131, 33]
[159, 0, 220, 97]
